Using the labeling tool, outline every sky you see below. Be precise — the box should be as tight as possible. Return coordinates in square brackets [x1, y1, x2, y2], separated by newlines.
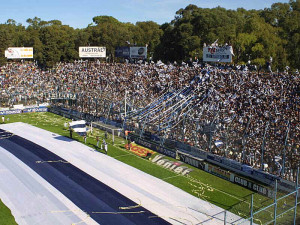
[0, 0, 290, 28]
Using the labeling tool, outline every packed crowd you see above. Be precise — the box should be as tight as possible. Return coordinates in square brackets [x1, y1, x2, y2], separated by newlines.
[0, 61, 299, 180]
[182, 67, 299, 181]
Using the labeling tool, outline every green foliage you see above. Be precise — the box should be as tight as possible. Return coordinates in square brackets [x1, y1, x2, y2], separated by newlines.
[92, 16, 120, 25]
[136, 21, 162, 56]
[158, 2, 299, 69]
[0, 1, 299, 69]
[0, 199, 17, 225]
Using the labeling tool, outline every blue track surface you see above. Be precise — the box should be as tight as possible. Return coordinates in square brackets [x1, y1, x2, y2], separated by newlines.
[0, 129, 170, 225]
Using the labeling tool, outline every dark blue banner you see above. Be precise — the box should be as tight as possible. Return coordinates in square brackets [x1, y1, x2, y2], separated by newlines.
[115, 46, 130, 58]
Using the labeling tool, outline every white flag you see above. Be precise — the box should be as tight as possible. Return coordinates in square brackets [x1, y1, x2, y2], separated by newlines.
[69, 120, 87, 136]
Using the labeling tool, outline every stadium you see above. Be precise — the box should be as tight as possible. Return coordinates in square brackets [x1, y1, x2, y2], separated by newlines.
[0, 1, 300, 225]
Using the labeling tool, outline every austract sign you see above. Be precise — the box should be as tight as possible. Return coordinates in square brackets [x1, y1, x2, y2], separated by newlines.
[79, 46, 106, 58]
[151, 154, 193, 176]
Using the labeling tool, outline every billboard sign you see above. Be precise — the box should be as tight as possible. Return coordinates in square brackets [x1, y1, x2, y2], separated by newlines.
[79, 47, 106, 58]
[205, 163, 231, 180]
[130, 47, 147, 59]
[232, 175, 274, 198]
[115, 46, 130, 58]
[5, 47, 33, 59]
[125, 142, 155, 157]
[177, 151, 205, 170]
[151, 154, 193, 176]
[203, 46, 233, 63]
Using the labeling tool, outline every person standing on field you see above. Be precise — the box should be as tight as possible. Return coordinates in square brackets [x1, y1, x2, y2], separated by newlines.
[104, 142, 108, 154]
[69, 126, 73, 139]
[96, 136, 99, 148]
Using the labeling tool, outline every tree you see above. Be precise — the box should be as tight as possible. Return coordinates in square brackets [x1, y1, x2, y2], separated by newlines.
[136, 21, 162, 56]
[0, 2, 299, 69]
[39, 21, 76, 67]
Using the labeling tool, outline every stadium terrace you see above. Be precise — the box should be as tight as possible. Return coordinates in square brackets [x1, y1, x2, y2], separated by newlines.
[0, 61, 299, 184]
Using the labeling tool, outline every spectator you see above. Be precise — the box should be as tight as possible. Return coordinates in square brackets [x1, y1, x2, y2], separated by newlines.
[0, 60, 299, 180]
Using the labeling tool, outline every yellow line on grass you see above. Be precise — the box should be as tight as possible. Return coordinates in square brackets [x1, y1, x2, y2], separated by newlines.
[162, 174, 181, 180]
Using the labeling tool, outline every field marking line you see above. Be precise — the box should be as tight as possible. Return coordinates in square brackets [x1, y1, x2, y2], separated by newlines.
[162, 174, 182, 180]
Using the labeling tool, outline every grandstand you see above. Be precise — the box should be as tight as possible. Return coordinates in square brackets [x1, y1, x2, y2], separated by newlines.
[1, 0, 300, 223]
[30, 61, 298, 181]
[0, 61, 299, 224]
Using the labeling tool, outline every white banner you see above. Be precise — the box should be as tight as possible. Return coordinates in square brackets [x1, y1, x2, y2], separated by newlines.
[5, 47, 33, 59]
[130, 47, 147, 59]
[69, 120, 87, 136]
[203, 46, 233, 63]
[79, 47, 106, 58]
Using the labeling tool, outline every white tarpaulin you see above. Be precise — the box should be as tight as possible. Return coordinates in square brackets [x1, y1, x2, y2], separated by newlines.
[5, 47, 33, 59]
[79, 47, 106, 58]
[0, 147, 98, 225]
[0, 122, 249, 225]
[203, 46, 233, 63]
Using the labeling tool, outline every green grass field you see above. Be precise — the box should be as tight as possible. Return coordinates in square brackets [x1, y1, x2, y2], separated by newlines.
[0, 199, 17, 225]
[1, 112, 299, 225]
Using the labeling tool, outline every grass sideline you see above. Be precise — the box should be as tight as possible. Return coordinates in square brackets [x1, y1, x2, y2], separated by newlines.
[1, 112, 299, 225]
[0, 199, 17, 225]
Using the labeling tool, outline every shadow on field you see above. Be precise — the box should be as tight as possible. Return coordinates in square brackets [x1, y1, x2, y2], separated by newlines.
[53, 135, 73, 142]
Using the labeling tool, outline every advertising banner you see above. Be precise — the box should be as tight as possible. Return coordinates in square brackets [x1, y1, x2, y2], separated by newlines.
[177, 151, 205, 169]
[0, 106, 47, 115]
[207, 152, 242, 171]
[205, 163, 231, 180]
[5, 47, 33, 59]
[50, 93, 77, 100]
[130, 47, 147, 59]
[151, 154, 193, 176]
[125, 142, 155, 157]
[232, 174, 274, 198]
[23, 107, 48, 113]
[128, 134, 176, 158]
[203, 46, 233, 63]
[115, 46, 130, 58]
[79, 47, 106, 58]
